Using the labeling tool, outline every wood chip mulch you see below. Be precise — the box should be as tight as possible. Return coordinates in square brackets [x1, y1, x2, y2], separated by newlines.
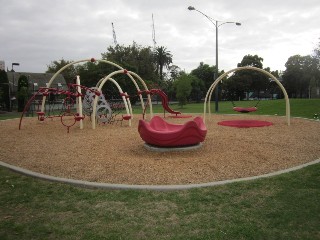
[1, 114, 319, 185]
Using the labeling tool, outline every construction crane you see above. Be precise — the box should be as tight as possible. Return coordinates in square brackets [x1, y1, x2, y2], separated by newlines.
[152, 14, 156, 48]
[111, 22, 118, 45]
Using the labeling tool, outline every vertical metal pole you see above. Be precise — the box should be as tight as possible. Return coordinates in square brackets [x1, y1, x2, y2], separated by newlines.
[12, 74, 15, 112]
[8, 83, 12, 112]
[215, 22, 219, 112]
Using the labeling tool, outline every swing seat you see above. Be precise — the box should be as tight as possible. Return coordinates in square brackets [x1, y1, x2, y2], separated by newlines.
[122, 115, 132, 120]
[138, 116, 207, 147]
[233, 106, 257, 113]
[74, 115, 84, 122]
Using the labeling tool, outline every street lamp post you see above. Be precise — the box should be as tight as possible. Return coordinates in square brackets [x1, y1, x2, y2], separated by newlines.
[12, 62, 20, 71]
[188, 6, 241, 112]
[11, 62, 20, 111]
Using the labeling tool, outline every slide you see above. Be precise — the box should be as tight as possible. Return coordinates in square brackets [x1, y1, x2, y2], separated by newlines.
[150, 89, 181, 116]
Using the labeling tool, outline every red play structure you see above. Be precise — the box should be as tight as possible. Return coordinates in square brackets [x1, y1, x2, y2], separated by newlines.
[149, 89, 181, 116]
[18, 84, 100, 133]
[218, 120, 273, 128]
[138, 116, 207, 147]
[232, 106, 257, 113]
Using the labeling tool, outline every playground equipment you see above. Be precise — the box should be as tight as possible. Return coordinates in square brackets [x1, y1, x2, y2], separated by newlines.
[19, 76, 100, 132]
[138, 116, 207, 147]
[232, 106, 258, 113]
[19, 58, 154, 132]
[91, 69, 152, 129]
[139, 88, 192, 119]
[149, 89, 181, 116]
[204, 66, 291, 126]
[217, 119, 273, 128]
[25, 58, 153, 131]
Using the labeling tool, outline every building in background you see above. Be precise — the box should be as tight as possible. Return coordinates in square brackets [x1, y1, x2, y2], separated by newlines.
[6, 72, 67, 95]
[0, 61, 5, 71]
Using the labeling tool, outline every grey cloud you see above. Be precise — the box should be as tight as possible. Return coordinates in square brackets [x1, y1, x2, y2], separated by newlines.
[0, 0, 319, 73]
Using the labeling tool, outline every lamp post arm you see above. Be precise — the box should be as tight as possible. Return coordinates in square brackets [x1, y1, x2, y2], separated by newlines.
[188, 6, 241, 113]
[193, 9, 217, 27]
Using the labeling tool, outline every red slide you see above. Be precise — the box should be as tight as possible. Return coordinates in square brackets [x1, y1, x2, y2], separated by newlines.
[150, 89, 181, 116]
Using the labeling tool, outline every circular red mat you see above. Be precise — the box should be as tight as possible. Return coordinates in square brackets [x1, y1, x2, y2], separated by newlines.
[218, 120, 273, 128]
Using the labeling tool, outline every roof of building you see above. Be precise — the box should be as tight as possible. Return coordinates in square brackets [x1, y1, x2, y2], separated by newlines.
[6, 72, 67, 92]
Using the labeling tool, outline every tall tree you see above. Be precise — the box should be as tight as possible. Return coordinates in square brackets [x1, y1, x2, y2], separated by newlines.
[17, 75, 29, 112]
[101, 42, 158, 101]
[162, 65, 183, 101]
[190, 62, 217, 94]
[101, 42, 158, 84]
[282, 55, 319, 98]
[174, 73, 193, 107]
[0, 70, 10, 111]
[312, 39, 320, 97]
[226, 54, 270, 99]
[313, 38, 320, 61]
[237, 54, 263, 68]
[154, 46, 173, 81]
[46, 59, 76, 84]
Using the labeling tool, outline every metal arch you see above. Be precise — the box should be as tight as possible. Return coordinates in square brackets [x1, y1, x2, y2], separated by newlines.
[41, 59, 124, 113]
[203, 66, 291, 126]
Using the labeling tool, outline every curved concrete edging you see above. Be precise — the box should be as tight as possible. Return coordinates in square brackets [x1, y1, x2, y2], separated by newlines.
[1, 159, 319, 191]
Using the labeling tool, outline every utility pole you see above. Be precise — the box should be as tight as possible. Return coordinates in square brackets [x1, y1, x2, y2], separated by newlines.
[111, 22, 118, 45]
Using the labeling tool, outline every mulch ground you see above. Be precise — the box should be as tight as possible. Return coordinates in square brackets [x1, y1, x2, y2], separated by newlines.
[0, 114, 319, 185]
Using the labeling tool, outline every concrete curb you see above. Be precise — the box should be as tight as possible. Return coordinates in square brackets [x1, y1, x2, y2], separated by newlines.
[1, 159, 319, 191]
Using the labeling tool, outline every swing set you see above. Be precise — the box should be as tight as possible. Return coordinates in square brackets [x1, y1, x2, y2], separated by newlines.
[231, 99, 260, 113]
[204, 66, 291, 126]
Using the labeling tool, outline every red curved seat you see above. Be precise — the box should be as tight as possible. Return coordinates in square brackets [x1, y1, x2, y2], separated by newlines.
[138, 116, 207, 147]
[233, 107, 257, 113]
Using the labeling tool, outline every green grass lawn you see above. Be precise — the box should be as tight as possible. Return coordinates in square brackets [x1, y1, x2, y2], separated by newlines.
[1, 98, 320, 239]
[136, 98, 320, 119]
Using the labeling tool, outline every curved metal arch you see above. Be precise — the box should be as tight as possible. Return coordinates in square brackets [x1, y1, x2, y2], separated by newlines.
[95, 70, 151, 117]
[41, 59, 124, 113]
[92, 69, 152, 129]
[106, 78, 132, 126]
[204, 66, 290, 125]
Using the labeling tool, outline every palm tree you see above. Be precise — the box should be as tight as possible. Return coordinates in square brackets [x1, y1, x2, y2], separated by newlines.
[154, 46, 173, 81]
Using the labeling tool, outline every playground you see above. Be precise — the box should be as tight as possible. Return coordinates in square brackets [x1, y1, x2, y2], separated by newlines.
[1, 113, 319, 185]
[1, 60, 319, 186]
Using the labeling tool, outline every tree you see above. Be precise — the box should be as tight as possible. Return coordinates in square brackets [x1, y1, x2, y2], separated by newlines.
[101, 43, 159, 102]
[313, 38, 320, 61]
[282, 55, 319, 98]
[102, 42, 158, 83]
[162, 65, 183, 101]
[237, 54, 263, 68]
[224, 54, 270, 100]
[17, 75, 29, 112]
[189, 75, 204, 102]
[174, 73, 193, 107]
[154, 46, 173, 81]
[46, 59, 76, 84]
[312, 39, 320, 97]
[0, 70, 10, 111]
[190, 62, 216, 92]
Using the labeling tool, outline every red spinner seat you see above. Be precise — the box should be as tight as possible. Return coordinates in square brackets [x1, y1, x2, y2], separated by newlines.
[138, 116, 207, 147]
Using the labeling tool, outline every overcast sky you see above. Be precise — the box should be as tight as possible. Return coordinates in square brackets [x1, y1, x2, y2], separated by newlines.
[1, 0, 319, 74]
